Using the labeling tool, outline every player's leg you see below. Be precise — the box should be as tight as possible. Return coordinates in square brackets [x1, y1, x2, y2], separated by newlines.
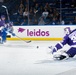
[54, 47, 76, 60]
[2, 34, 7, 43]
[66, 47, 76, 57]
[2, 31, 7, 43]
[0, 30, 3, 44]
[53, 51, 69, 60]
[2, 36, 6, 43]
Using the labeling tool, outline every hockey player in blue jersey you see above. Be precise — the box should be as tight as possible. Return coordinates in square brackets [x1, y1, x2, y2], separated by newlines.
[49, 27, 76, 60]
[1, 22, 15, 44]
[0, 15, 15, 44]
[0, 15, 6, 43]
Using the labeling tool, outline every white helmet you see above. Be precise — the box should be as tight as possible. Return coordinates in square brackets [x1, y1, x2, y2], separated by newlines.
[64, 27, 71, 35]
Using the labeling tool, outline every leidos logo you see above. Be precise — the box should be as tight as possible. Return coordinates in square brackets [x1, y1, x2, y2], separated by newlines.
[27, 29, 50, 36]
[18, 28, 50, 36]
[18, 28, 25, 33]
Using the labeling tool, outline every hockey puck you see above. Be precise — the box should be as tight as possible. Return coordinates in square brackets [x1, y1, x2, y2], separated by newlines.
[37, 46, 39, 48]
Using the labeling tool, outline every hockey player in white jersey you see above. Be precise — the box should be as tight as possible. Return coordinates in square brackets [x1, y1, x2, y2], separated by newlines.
[49, 27, 76, 60]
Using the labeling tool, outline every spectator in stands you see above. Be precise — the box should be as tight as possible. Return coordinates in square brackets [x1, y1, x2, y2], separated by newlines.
[20, 19, 27, 25]
[34, 3, 39, 10]
[18, 9, 23, 16]
[53, 8, 59, 18]
[33, 19, 38, 25]
[29, 7, 34, 19]
[34, 8, 38, 14]
[17, 9, 23, 23]
[29, 18, 33, 25]
[50, 17, 57, 25]
[33, 8, 39, 19]
[42, 9, 49, 19]
[18, 2, 24, 12]
[46, 8, 53, 22]
[17, 1, 24, 23]
[44, 3, 51, 11]
[38, 17, 46, 25]
[23, 7, 29, 20]
[38, 6, 44, 16]
[49, 8, 53, 14]
[61, 20, 65, 25]
[69, 21, 73, 25]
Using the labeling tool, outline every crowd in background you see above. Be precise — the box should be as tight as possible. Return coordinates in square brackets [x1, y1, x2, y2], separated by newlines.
[0, 0, 76, 25]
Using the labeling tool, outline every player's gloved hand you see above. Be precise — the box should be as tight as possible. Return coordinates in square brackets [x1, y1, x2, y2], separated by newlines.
[49, 46, 57, 54]
[9, 31, 12, 33]
[12, 33, 15, 36]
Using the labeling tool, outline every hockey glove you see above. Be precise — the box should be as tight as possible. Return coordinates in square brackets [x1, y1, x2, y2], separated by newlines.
[12, 33, 15, 36]
[49, 46, 57, 54]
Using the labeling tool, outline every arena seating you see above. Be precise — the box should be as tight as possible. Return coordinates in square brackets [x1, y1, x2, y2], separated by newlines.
[0, 0, 76, 25]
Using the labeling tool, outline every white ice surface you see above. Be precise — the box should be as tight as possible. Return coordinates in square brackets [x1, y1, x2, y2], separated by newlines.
[0, 41, 76, 75]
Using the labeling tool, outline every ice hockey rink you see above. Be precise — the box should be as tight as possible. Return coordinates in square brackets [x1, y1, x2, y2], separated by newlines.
[0, 41, 76, 75]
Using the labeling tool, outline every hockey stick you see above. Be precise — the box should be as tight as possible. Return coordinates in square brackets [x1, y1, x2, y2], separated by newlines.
[2, 5, 10, 22]
[15, 35, 31, 43]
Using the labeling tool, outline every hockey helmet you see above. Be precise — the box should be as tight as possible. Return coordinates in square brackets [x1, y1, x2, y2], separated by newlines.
[1, 15, 5, 20]
[64, 27, 71, 35]
[1, 15, 5, 18]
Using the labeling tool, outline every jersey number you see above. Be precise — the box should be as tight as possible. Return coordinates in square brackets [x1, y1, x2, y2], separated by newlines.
[71, 34, 76, 43]
[69, 31, 76, 43]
